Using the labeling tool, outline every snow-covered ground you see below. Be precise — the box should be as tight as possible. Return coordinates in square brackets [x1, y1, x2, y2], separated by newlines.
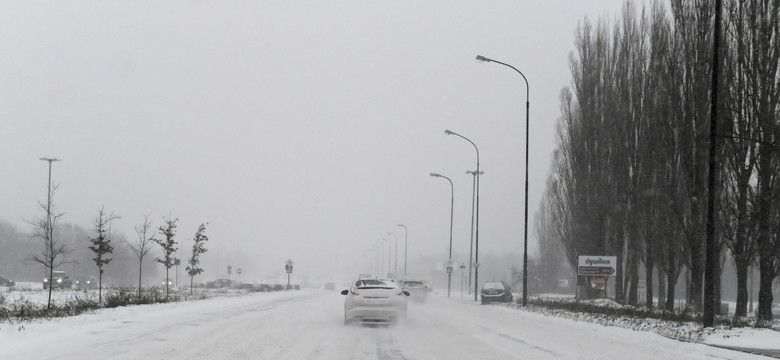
[2, 285, 779, 359]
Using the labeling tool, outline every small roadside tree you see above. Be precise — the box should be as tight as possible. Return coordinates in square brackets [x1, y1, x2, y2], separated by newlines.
[28, 185, 73, 310]
[88, 206, 119, 303]
[130, 212, 155, 297]
[186, 223, 209, 295]
[154, 216, 178, 300]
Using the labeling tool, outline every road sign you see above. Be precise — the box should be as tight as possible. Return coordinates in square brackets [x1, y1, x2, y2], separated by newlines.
[578, 256, 617, 277]
[237, 268, 243, 275]
[446, 266, 453, 274]
[590, 277, 607, 290]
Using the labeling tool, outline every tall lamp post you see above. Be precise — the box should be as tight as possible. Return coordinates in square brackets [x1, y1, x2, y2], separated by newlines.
[397, 224, 408, 277]
[430, 172, 454, 297]
[466, 170, 483, 295]
[39, 157, 61, 309]
[445, 129, 481, 300]
[387, 232, 398, 279]
[476, 54, 530, 306]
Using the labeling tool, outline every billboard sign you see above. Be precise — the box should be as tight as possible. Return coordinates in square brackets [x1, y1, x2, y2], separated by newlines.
[578, 255, 617, 276]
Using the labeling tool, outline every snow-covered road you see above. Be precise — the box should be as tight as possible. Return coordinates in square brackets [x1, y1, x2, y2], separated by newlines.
[0, 289, 773, 359]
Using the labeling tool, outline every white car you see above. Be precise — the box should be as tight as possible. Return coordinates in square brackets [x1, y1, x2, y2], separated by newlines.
[399, 280, 428, 303]
[341, 278, 409, 325]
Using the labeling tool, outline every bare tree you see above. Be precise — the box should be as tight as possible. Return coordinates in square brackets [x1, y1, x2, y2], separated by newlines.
[154, 216, 178, 300]
[130, 212, 155, 297]
[734, 0, 780, 321]
[27, 184, 73, 310]
[88, 206, 119, 303]
[186, 223, 208, 295]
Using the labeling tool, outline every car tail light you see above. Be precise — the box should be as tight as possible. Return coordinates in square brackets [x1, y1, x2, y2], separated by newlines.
[423, 286, 427, 291]
[350, 287, 359, 295]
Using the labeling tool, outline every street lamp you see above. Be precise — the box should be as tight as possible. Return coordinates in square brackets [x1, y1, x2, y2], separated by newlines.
[430, 172, 454, 297]
[466, 169, 483, 295]
[387, 232, 398, 279]
[476, 54, 531, 306]
[39, 157, 60, 309]
[445, 129, 481, 300]
[39, 157, 61, 224]
[397, 224, 408, 276]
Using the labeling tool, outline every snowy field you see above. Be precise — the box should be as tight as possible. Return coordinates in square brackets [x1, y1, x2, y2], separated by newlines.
[2, 284, 780, 359]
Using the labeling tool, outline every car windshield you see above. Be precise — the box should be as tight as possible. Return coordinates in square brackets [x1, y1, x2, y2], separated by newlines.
[356, 279, 393, 288]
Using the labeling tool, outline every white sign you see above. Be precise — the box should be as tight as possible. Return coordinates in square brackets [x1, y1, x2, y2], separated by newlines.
[578, 255, 617, 276]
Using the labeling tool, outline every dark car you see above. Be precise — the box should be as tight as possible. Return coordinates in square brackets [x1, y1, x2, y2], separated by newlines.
[206, 279, 232, 288]
[0, 274, 15, 287]
[74, 276, 96, 290]
[44, 270, 73, 289]
[481, 281, 513, 304]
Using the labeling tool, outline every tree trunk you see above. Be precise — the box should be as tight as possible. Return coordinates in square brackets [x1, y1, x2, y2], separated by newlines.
[657, 267, 666, 306]
[665, 273, 677, 311]
[757, 256, 775, 320]
[733, 260, 748, 316]
[627, 239, 640, 306]
[138, 257, 143, 297]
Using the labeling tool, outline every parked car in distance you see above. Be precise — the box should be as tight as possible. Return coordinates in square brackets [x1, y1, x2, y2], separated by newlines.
[481, 281, 513, 304]
[341, 278, 409, 326]
[43, 270, 73, 289]
[399, 280, 428, 303]
[206, 279, 232, 288]
[255, 283, 272, 291]
[0, 274, 15, 287]
[74, 276, 96, 290]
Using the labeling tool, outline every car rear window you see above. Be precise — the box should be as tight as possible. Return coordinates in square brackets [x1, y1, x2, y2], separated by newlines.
[483, 283, 504, 290]
[356, 279, 390, 287]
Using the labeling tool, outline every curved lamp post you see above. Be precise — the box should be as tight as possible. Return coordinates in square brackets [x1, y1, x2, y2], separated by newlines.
[445, 129, 481, 301]
[430, 172, 454, 297]
[397, 224, 408, 277]
[476, 54, 530, 306]
[466, 169, 483, 295]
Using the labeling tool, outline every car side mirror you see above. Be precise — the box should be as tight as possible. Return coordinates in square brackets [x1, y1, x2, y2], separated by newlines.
[341, 290, 349, 295]
[403, 291, 410, 296]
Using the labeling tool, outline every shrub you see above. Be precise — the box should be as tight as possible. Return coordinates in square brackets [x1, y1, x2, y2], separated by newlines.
[524, 297, 772, 329]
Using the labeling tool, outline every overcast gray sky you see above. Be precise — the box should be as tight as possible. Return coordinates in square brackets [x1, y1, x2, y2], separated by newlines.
[1, 0, 627, 282]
